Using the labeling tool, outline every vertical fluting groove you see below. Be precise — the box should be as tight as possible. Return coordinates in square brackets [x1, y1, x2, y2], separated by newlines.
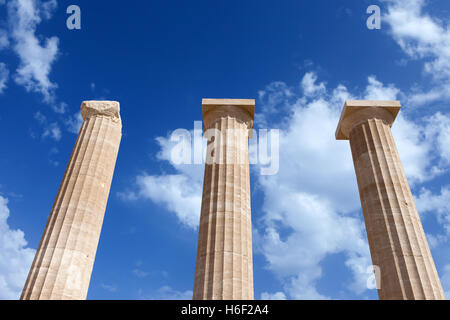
[209, 120, 220, 298]
[222, 117, 228, 299]
[239, 132, 245, 299]
[247, 146, 253, 299]
[196, 159, 209, 298]
[348, 114, 444, 300]
[205, 160, 215, 298]
[231, 120, 236, 299]
[21, 101, 122, 300]
[210, 120, 221, 298]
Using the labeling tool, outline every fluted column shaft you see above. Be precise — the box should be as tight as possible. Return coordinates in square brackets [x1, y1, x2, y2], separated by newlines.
[337, 100, 445, 300]
[194, 100, 254, 300]
[21, 101, 122, 300]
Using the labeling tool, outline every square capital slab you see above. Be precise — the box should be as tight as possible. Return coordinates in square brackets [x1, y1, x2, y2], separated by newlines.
[81, 100, 121, 122]
[335, 100, 401, 140]
[202, 99, 255, 120]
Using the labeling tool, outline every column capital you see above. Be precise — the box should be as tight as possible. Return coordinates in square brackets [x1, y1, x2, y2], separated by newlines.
[81, 101, 121, 123]
[202, 98, 255, 137]
[335, 100, 401, 140]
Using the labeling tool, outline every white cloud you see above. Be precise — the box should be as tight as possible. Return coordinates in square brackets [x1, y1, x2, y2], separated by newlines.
[301, 72, 326, 97]
[0, 62, 9, 94]
[364, 76, 400, 100]
[0, 29, 9, 50]
[416, 187, 450, 238]
[7, 0, 61, 106]
[393, 115, 440, 185]
[127, 173, 202, 229]
[424, 113, 450, 165]
[383, 0, 450, 105]
[0, 195, 35, 300]
[119, 135, 204, 229]
[392, 111, 450, 185]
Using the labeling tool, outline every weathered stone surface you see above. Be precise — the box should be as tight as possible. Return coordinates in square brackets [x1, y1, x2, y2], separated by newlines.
[193, 99, 255, 300]
[21, 101, 122, 300]
[337, 100, 445, 300]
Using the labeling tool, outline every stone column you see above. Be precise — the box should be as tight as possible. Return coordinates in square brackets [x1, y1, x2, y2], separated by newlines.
[193, 99, 255, 300]
[21, 101, 122, 300]
[336, 100, 445, 300]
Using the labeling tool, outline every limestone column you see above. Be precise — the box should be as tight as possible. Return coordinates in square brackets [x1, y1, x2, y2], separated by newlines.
[193, 99, 255, 300]
[336, 100, 445, 300]
[21, 101, 122, 300]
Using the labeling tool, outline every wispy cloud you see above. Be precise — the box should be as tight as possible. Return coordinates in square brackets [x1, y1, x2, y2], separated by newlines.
[33, 111, 62, 141]
[6, 0, 67, 114]
[132, 269, 150, 278]
[100, 283, 117, 293]
[138, 286, 192, 300]
[0, 63, 9, 94]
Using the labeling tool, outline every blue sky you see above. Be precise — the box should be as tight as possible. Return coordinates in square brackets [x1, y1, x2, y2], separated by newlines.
[1, 0, 450, 300]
